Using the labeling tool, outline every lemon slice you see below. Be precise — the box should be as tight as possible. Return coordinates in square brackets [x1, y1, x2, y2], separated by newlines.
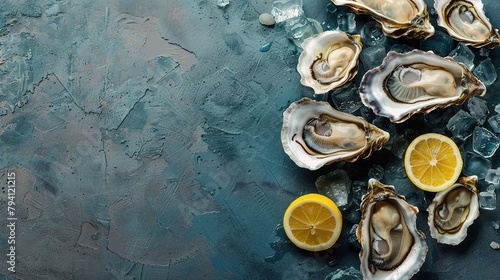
[404, 133, 463, 192]
[283, 193, 342, 251]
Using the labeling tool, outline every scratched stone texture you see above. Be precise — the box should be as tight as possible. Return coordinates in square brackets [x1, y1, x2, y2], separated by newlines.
[0, 0, 498, 279]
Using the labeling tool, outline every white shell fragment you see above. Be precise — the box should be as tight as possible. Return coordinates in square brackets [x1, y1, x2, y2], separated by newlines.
[435, 0, 500, 48]
[357, 179, 428, 280]
[281, 98, 389, 170]
[331, 0, 434, 39]
[359, 50, 486, 123]
[427, 176, 480, 245]
[297, 30, 362, 94]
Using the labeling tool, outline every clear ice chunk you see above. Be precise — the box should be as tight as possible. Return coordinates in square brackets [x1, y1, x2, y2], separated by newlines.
[479, 190, 496, 210]
[360, 21, 386, 46]
[330, 83, 363, 113]
[326, 2, 337, 14]
[467, 97, 489, 125]
[217, 0, 229, 8]
[492, 219, 500, 230]
[485, 168, 500, 185]
[479, 47, 490, 57]
[368, 164, 384, 180]
[446, 110, 477, 140]
[271, 0, 322, 47]
[487, 114, 500, 133]
[473, 57, 497, 86]
[448, 42, 475, 70]
[326, 266, 362, 280]
[390, 44, 414, 53]
[315, 169, 352, 210]
[420, 31, 454, 57]
[351, 180, 367, 207]
[391, 134, 409, 159]
[463, 151, 492, 180]
[472, 126, 500, 158]
[337, 12, 356, 33]
[347, 224, 361, 249]
[360, 45, 386, 70]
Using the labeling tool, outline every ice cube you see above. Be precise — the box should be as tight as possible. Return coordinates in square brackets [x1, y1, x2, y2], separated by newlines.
[446, 110, 477, 140]
[360, 45, 386, 70]
[479, 190, 496, 210]
[487, 114, 500, 133]
[337, 12, 356, 33]
[448, 42, 475, 70]
[315, 169, 352, 210]
[360, 21, 386, 46]
[420, 31, 454, 57]
[485, 168, 500, 185]
[467, 97, 489, 125]
[463, 151, 492, 180]
[473, 57, 497, 86]
[330, 83, 363, 113]
[472, 126, 500, 158]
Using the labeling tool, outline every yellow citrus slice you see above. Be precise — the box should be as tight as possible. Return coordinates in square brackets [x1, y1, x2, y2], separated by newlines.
[283, 193, 342, 251]
[404, 133, 463, 192]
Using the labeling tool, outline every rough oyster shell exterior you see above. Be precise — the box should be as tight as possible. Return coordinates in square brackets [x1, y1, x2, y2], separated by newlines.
[357, 179, 428, 280]
[359, 50, 486, 123]
[427, 176, 480, 245]
[435, 0, 500, 48]
[281, 98, 389, 170]
[297, 30, 362, 94]
[331, 0, 434, 39]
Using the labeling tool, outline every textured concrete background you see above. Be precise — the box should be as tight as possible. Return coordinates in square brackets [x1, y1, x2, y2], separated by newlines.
[0, 0, 499, 279]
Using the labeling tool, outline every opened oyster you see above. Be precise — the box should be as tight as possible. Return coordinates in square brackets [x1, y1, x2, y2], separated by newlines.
[331, 0, 434, 39]
[359, 50, 486, 123]
[297, 30, 362, 94]
[435, 0, 500, 48]
[427, 176, 479, 245]
[281, 98, 389, 170]
[357, 179, 427, 280]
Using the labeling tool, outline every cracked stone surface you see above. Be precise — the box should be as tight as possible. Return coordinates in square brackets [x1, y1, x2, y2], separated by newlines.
[0, 0, 499, 279]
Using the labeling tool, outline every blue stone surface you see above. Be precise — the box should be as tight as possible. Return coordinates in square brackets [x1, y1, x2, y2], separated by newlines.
[0, 0, 499, 279]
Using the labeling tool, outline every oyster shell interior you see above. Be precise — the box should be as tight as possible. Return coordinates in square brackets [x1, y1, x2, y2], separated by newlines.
[331, 0, 434, 39]
[281, 98, 389, 170]
[359, 50, 486, 123]
[357, 179, 428, 280]
[435, 0, 500, 48]
[297, 31, 362, 94]
[428, 176, 480, 245]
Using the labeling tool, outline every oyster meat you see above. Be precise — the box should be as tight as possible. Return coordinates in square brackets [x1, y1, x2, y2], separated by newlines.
[357, 179, 427, 280]
[359, 50, 486, 123]
[435, 0, 500, 48]
[427, 176, 480, 245]
[281, 98, 389, 170]
[331, 0, 434, 39]
[297, 30, 362, 94]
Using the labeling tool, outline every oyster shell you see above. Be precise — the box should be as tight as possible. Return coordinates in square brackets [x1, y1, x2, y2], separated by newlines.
[331, 0, 434, 39]
[357, 179, 427, 280]
[281, 98, 389, 170]
[297, 30, 362, 94]
[427, 176, 480, 245]
[435, 0, 500, 48]
[359, 50, 486, 123]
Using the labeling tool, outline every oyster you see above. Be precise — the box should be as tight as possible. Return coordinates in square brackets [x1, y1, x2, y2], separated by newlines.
[297, 30, 362, 94]
[357, 179, 427, 280]
[359, 50, 486, 123]
[427, 176, 480, 245]
[281, 98, 389, 170]
[331, 0, 434, 39]
[435, 0, 500, 48]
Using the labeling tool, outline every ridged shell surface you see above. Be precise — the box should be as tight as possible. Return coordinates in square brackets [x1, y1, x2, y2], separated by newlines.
[359, 50, 486, 123]
[435, 0, 500, 48]
[331, 0, 434, 39]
